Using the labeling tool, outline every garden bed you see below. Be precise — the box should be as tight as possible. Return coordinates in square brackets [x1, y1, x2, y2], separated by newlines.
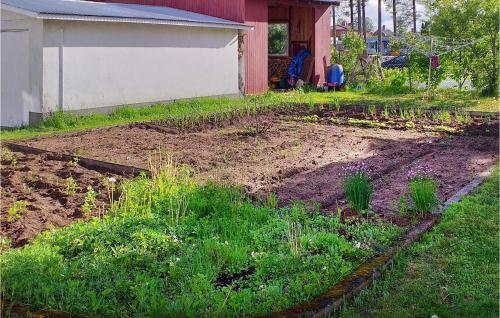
[20, 108, 498, 222]
[1, 108, 498, 317]
[0, 148, 121, 247]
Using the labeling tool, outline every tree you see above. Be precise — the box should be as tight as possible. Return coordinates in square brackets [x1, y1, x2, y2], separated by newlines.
[331, 31, 366, 85]
[339, 16, 375, 33]
[429, 0, 499, 95]
[384, 0, 417, 34]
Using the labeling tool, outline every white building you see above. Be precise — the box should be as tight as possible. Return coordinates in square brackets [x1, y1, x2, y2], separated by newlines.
[0, 0, 249, 127]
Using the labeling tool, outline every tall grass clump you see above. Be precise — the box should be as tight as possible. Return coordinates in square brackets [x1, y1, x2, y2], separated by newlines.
[342, 162, 373, 214]
[407, 164, 439, 213]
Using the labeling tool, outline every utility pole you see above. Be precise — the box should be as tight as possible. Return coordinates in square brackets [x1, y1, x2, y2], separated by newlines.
[357, 0, 362, 34]
[392, 0, 396, 36]
[362, 0, 366, 40]
[378, 0, 382, 54]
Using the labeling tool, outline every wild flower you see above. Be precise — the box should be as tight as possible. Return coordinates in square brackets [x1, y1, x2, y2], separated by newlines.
[342, 162, 372, 214]
[407, 164, 435, 180]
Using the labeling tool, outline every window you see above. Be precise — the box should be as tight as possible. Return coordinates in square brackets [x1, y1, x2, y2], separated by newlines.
[268, 23, 288, 56]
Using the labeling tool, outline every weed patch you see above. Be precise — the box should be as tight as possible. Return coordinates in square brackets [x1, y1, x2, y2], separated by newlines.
[1, 159, 401, 317]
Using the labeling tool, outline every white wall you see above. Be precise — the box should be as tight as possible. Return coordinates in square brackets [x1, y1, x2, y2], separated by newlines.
[0, 10, 43, 126]
[43, 20, 240, 113]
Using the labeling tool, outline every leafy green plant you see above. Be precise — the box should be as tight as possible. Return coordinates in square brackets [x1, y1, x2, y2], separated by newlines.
[342, 163, 373, 213]
[68, 156, 80, 167]
[367, 105, 377, 117]
[82, 186, 97, 215]
[438, 110, 453, 124]
[64, 177, 79, 196]
[407, 165, 439, 213]
[1, 148, 17, 166]
[455, 111, 473, 125]
[7, 200, 29, 222]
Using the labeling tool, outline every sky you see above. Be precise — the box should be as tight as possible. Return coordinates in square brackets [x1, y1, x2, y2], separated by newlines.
[335, 0, 427, 32]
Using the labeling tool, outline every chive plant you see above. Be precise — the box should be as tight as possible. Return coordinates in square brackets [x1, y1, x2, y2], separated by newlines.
[342, 162, 373, 214]
[407, 164, 439, 213]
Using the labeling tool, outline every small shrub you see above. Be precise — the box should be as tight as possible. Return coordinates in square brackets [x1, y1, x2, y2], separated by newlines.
[407, 164, 439, 213]
[68, 156, 80, 167]
[7, 200, 29, 222]
[342, 162, 373, 214]
[64, 177, 79, 196]
[1, 148, 17, 166]
[82, 186, 97, 215]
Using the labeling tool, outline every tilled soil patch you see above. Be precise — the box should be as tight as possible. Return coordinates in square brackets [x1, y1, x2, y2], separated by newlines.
[20, 113, 498, 224]
[1, 150, 121, 247]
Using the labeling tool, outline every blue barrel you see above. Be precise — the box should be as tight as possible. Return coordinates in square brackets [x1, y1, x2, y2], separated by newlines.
[327, 64, 345, 86]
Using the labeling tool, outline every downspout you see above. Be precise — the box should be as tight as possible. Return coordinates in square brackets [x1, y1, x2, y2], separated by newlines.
[237, 31, 246, 96]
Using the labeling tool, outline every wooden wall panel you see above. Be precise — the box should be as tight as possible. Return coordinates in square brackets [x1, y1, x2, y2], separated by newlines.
[96, 0, 245, 22]
[244, 0, 269, 94]
[314, 5, 331, 85]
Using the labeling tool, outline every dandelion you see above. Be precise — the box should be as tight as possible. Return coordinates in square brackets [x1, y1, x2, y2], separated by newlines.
[108, 177, 117, 183]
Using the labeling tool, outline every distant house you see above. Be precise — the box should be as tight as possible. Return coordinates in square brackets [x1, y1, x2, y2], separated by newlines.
[0, 0, 250, 127]
[331, 23, 393, 56]
[372, 24, 394, 38]
[331, 21, 358, 40]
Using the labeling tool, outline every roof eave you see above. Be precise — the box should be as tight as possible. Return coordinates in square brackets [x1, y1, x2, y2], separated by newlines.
[1, 4, 252, 30]
[38, 14, 252, 29]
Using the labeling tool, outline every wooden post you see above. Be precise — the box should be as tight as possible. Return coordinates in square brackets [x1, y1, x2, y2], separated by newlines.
[427, 37, 433, 94]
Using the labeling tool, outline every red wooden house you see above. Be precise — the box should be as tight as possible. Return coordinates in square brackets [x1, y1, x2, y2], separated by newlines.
[96, 0, 339, 94]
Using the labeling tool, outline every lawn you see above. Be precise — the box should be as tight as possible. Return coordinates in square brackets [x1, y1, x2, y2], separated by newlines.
[338, 168, 499, 318]
[1, 89, 497, 141]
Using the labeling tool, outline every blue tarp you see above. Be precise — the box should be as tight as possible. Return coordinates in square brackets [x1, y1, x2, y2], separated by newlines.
[287, 49, 311, 78]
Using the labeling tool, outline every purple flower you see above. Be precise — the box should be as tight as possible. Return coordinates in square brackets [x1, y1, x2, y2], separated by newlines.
[342, 162, 370, 177]
[407, 163, 434, 180]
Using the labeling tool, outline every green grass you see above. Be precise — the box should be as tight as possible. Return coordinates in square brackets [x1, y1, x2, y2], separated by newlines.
[1, 160, 402, 317]
[1, 89, 497, 141]
[338, 167, 499, 318]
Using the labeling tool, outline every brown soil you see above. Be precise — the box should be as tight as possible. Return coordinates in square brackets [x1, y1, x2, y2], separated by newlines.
[1, 150, 120, 247]
[16, 110, 499, 229]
